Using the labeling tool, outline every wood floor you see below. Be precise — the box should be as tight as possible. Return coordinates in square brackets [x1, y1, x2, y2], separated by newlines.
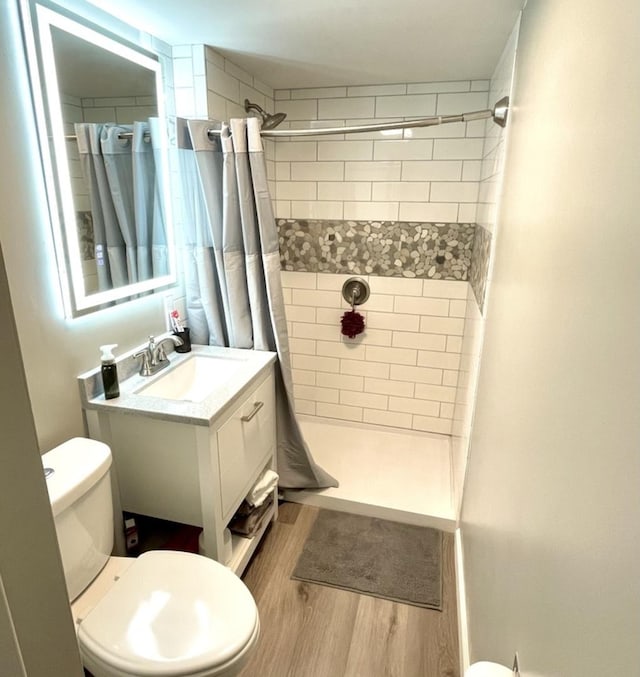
[239, 503, 460, 677]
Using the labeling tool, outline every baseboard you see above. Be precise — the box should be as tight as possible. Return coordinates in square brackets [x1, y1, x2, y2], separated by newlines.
[455, 527, 470, 676]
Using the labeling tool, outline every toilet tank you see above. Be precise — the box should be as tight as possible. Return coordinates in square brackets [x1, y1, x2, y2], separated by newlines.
[42, 438, 114, 602]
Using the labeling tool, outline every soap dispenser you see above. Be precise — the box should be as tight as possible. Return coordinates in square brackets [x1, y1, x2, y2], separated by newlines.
[100, 344, 120, 400]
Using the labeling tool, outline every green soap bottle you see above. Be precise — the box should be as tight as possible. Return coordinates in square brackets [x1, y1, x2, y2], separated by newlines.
[100, 344, 120, 400]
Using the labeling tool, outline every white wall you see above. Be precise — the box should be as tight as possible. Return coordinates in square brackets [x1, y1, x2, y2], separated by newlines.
[461, 1, 640, 674]
[272, 81, 489, 221]
[1, 1, 174, 451]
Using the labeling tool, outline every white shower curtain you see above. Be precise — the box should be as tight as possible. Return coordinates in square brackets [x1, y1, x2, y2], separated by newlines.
[178, 116, 337, 490]
[75, 119, 169, 290]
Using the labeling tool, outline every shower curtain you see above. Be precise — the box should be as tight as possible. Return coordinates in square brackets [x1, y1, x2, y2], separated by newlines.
[178, 116, 337, 489]
[75, 119, 169, 291]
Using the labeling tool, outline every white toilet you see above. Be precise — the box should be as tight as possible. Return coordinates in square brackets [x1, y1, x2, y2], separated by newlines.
[42, 437, 260, 677]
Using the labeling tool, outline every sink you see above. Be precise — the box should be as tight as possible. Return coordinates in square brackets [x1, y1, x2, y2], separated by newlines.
[135, 355, 242, 402]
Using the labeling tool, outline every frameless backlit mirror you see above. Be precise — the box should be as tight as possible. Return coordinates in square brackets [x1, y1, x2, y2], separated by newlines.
[20, 0, 176, 316]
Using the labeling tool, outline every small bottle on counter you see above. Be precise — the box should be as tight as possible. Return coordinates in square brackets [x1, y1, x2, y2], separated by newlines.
[100, 344, 120, 400]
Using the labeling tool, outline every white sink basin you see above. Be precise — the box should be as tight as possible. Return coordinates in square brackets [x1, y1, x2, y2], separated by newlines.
[136, 355, 242, 402]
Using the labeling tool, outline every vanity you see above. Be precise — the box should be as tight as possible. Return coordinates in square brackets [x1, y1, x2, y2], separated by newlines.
[79, 345, 278, 576]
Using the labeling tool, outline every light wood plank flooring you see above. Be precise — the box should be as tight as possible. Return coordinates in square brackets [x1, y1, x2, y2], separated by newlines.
[239, 503, 460, 677]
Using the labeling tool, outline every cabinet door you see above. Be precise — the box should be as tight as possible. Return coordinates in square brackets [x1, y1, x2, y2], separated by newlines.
[217, 372, 275, 520]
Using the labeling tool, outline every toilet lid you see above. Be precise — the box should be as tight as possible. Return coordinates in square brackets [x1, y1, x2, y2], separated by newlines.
[77, 551, 258, 676]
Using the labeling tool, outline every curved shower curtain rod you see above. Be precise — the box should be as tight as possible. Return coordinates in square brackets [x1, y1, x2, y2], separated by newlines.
[207, 96, 509, 139]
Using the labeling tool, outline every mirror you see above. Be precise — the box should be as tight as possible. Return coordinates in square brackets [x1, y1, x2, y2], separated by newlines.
[20, 1, 176, 316]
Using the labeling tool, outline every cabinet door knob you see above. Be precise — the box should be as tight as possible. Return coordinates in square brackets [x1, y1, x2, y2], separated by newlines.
[241, 401, 264, 422]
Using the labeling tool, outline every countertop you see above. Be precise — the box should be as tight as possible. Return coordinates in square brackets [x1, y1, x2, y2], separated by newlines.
[78, 345, 277, 426]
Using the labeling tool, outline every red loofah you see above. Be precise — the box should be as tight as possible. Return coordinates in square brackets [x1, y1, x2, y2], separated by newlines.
[341, 309, 365, 339]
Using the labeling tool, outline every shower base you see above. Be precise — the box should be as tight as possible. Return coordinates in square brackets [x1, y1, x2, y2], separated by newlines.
[282, 415, 455, 531]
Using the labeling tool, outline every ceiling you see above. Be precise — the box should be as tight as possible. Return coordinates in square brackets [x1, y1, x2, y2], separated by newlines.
[88, 0, 524, 90]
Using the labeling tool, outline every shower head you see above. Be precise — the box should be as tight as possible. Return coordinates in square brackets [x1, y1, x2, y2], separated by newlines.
[244, 99, 287, 130]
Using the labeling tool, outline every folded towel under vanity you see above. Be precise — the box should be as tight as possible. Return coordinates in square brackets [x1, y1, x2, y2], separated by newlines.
[229, 495, 274, 537]
[245, 469, 279, 507]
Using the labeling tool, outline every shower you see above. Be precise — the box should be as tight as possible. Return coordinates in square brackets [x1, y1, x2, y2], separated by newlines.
[244, 99, 287, 130]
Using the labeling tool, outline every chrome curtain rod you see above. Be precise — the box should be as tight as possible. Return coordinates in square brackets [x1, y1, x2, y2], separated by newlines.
[65, 131, 149, 141]
[207, 96, 509, 139]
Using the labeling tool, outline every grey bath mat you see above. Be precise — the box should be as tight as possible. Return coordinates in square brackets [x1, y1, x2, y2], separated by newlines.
[292, 509, 442, 610]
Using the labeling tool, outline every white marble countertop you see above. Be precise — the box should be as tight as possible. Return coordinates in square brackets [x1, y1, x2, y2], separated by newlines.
[78, 345, 277, 426]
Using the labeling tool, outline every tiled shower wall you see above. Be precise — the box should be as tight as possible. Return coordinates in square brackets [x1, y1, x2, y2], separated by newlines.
[283, 271, 466, 435]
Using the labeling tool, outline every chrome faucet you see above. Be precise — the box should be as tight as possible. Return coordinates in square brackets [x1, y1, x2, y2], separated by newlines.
[134, 333, 184, 377]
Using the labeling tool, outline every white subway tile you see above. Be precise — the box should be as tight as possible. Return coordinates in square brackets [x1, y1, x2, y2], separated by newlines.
[368, 277, 423, 296]
[462, 161, 482, 181]
[224, 59, 253, 86]
[295, 399, 316, 415]
[446, 336, 463, 353]
[351, 294, 394, 312]
[419, 316, 465, 335]
[470, 80, 490, 91]
[458, 204, 478, 222]
[294, 384, 339, 403]
[347, 84, 407, 96]
[362, 328, 393, 346]
[275, 142, 317, 161]
[317, 402, 363, 422]
[364, 377, 414, 397]
[316, 372, 364, 391]
[449, 299, 467, 317]
[274, 89, 291, 100]
[405, 124, 466, 139]
[290, 162, 344, 181]
[371, 181, 429, 202]
[277, 181, 317, 200]
[341, 359, 389, 379]
[291, 86, 347, 99]
[316, 273, 363, 292]
[436, 92, 489, 115]
[341, 390, 388, 410]
[317, 340, 367, 360]
[430, 181, 479, 203]
[417, 350, 461, 370]
[294, 323, 342, 342]
[292, 369, 316, 385]
[319, 97, 376, 119]
[442, 370, 459, 386]
[253, 78, 274, 99]
[422, 279, 469, 299]
[401, 160, 462, 181]
[399, 202, 458, 222]
[275, 163, 291, 181]
[344, 202, 399, 221]
[389, 396, 439, 417]
[292, 289, 339, 307]
[316, 308, 344, 326]
[317, 182, 371, 201]
[414, 383, 457, 403]
[392, 331, 447, 351]
[292, 354, 339, 373]
[363, 409, 412, 428]
[407, 81, 470, 94]
[465, 119, 488, 138]
[366, 311, 419, 332]
[374, 140, 433, 161]
[172, 45, 192, 59]
[281, 271, 317, 289]
[412, 415, 452, 434]
[440, 402, 455, 419]
[206, 64, 240, 102]
[285, 119, 346, 142]
[289, 337, 317, 355]
[290, 201, 343, 219]
[281, 287, 292, 304]
[433, 138, 484, 160]
[172, 58, 194, 88]
[394, 296, 450, 316]
[391, 364, 442, 385]
[345, 161, 401, 181]
[318, 141, 373, 161]
[366, 345, 417, 366]
[376, 94, 436, 117]
[205, 47, 225, 69]
[277, 99, 318, 120]
[345, 118, 402, 140]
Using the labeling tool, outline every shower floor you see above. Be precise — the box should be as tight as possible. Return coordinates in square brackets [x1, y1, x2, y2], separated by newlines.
[282, 416, 456, 532]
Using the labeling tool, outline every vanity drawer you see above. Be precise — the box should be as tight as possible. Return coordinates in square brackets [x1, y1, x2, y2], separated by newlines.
[217, 370, 275, 519]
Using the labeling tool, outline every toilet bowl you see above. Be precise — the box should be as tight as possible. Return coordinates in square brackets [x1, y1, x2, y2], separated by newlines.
[465, 661, 513, 676]
[42, 438, 259, 677]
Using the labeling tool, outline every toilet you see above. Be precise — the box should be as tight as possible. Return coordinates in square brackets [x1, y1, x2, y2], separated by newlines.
[42, 437, 259, 677]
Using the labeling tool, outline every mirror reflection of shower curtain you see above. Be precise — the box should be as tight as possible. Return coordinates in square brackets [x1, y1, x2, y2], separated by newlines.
[176, 116, 337, 490]
[74, 119, 168, 291]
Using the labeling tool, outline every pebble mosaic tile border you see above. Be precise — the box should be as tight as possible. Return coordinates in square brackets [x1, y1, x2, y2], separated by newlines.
[278, 219, 475, 280]
[469, 223, 492, 313]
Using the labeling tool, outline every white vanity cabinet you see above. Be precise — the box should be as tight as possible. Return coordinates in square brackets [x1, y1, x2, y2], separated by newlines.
[80, 347, 278, 576]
